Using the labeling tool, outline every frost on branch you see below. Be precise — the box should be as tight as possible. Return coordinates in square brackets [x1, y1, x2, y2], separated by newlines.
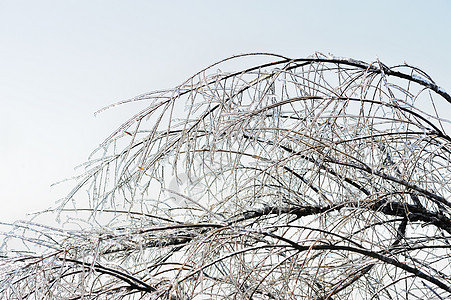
[1, 53, 451, 299]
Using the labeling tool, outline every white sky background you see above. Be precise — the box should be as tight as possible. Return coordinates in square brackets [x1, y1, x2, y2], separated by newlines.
[0, 0, 450, 224]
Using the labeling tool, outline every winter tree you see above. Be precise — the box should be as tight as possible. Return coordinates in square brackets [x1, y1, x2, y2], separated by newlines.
[1, 53, 451, 299]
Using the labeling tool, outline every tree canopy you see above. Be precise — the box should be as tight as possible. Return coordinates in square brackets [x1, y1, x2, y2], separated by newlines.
[1, 53, 451, 299]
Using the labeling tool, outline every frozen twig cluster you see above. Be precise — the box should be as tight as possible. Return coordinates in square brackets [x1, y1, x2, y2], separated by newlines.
[1, 53, 451, 299]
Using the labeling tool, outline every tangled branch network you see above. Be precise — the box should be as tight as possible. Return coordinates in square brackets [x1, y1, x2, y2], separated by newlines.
[1, 53, 451, 299]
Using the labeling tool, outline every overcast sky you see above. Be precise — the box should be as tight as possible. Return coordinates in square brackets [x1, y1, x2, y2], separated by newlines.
[1, 0, 450, 223]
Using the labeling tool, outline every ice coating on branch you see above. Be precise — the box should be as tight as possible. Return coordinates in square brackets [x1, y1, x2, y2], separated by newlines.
[438, 86, 447, 94]
[412, 74, 432, 87]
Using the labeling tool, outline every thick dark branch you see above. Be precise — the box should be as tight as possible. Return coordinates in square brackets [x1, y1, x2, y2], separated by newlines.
[227, 201, 451, 235]
[227, 205, 334, 224]
[371, 200, 451, 234]
[288, 57, 451, 104]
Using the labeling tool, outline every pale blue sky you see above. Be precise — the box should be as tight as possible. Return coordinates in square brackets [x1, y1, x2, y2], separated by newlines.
[1, 0, 450, 223]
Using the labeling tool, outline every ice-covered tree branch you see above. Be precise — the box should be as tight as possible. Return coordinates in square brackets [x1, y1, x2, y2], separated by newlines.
[1, 53, 450, 299]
